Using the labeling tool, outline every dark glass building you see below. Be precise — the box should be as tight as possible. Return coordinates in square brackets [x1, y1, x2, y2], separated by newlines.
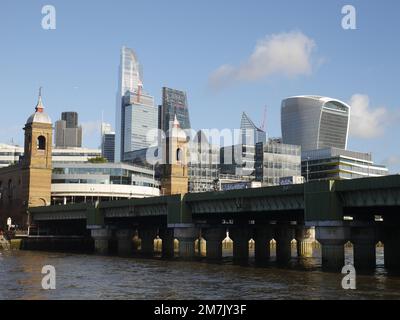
[159, 87, 191, 134]
[61, 112, 78, 128]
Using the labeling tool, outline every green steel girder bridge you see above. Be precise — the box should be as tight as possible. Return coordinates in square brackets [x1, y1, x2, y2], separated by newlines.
[28, 175, 400, 272]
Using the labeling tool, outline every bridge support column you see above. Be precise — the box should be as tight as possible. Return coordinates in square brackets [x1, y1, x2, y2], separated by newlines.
[91, 228, 112, 255]
[203, 228, 226, 260]
[254, 225, 272, 263]
[139, 228, 158, 257]
[275, 223, 295, 264]
[296, 226, 315, 258]
[351, 224, 377, 271]
[132, 230, 140, 253]
[229, 227, 252, 262]
[174, 226, 197, 259]
[316, 223, 349, 272]
[383, 222, 400, 271]
[159, 228, 175, 259]
[116, 229, 135, 256]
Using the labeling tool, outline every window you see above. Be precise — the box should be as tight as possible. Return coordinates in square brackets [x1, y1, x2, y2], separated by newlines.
[37, 136, 46, 150]
[177, 148, 183, 162]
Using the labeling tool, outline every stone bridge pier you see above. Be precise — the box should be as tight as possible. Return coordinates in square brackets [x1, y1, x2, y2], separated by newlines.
[350, 221, 377, 271]
[116, 229, 136, 256]
[173, 225, 198, 259]
[296, 226, 315, 258]
[315, 222, 349, 272]
[383, 217, 400, 271]
[91, 227, 113, 255]
[159, 228, 175, 259]
[274, 222, 295, 264]
[139, 227, 158, 257]
[229, 224, 253, 262]
[253, 224, 273, 263]
[202, 227, 227, 260]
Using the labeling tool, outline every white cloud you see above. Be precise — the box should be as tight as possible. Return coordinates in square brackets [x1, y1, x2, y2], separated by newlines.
[349, 94, 388, 139]
[209, 31, 317, 89]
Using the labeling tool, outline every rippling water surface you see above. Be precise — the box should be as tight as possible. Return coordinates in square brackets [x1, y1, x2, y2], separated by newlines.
[1, 248, 400, 300]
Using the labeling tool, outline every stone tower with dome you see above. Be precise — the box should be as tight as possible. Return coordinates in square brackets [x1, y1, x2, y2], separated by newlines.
[0, 90, 52, 231]
[160, 115, 189, 196]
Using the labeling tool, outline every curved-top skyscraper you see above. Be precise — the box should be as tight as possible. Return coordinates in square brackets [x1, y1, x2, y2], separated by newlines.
[281, 96, 350, 151]
[115, 46, 142, 162]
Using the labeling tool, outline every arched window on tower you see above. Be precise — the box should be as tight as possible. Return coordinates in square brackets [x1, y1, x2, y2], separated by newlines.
[37, 136, 46, 150]
[176, 148, 183, 162]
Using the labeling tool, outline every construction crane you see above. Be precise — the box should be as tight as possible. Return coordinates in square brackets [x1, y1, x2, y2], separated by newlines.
[260, 105, 267, 131]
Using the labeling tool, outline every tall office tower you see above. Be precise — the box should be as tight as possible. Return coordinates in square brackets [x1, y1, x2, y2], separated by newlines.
[62, 112, 78, 128]
[188, 130, 220, 193]
[240, 112, 267, 145]
[281, 96, 351, 152]
[122, 91, 158, 156]
[101, 123, 115, 163]
[55, 112, 82, 148]
[115, 46, 142, 162]
[159, 87, 191, 134]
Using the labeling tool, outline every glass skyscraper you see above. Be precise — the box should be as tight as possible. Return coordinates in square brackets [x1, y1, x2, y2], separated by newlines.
[281, 96, 350, 151]
[159, 87, 191, 134]
[122, 92, 158, 155]
[115, 47, 157, 161]
[240, 112, 267, 145]
[115, 46, 142, 162]
[101, 123, 115, 163]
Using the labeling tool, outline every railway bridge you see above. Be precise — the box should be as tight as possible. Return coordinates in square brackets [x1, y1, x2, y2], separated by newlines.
[28, 175, 400, 272]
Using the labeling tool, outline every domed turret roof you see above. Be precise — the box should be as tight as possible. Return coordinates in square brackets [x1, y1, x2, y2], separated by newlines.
[26, 89, 52, 125]
[169, 115, 187, 140]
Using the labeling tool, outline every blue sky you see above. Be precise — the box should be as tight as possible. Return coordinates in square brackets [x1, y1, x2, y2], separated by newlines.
[1, 0, 399, 172]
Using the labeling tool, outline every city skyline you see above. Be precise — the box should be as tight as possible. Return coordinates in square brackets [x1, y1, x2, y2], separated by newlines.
[0, 0, 399, 173]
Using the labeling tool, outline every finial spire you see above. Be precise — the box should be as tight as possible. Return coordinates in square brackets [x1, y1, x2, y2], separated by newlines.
[173, 114, 180, 128]
[35, 87, 44, 113]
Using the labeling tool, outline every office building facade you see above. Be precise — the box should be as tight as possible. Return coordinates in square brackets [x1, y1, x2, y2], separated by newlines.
[0, 144, 23, 168]
[255, 140, 302, 186]
[188, 131, 220, 193]
[122, 91, 158, 157]
[281, 96, 350, 152]
[159, 87, 191, 134]
[302, 147, 389, 181]
[220, 144, 256, 178]
[55, 112, 83, 148]
[51, 162, 159, 205]
[101, 123, 115, 163]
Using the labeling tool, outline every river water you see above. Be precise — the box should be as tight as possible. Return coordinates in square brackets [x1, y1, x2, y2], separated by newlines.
[1, 247, 400, 300]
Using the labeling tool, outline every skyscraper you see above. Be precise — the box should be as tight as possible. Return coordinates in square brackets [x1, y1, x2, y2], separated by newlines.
[281, 96, 350, 151]
[240, 112, 267, 145]
[55, 111, 82, 148]
[122, 91, 158, 155]
[115, 46, 142, 162]
[101, 123, 115, 163]
[159, 87, 191, 134]
[62, 112, 78, 128]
